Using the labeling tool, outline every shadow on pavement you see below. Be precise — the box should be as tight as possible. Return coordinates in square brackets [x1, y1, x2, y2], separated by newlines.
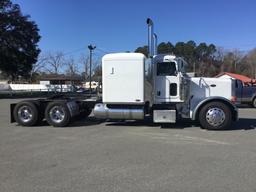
[68, 117, 106, 127]
[32, 116, 105, 128]
[230, 118, 256, 131]
[160, 118, 256, 131]
[26, 116, 256, 131]
[101, 118, 256, 131]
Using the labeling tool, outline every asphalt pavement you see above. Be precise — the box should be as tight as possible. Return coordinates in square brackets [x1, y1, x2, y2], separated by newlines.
[0, 99, 256, 192]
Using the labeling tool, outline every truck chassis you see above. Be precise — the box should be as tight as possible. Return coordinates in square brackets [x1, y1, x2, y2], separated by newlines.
[10, 95, 100, 127]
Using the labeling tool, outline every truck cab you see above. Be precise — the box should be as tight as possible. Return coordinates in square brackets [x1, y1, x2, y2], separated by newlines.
[153, 55, 188, 104]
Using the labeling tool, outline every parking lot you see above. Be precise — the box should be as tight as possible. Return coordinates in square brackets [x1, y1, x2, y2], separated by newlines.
[0, 99, 256, 192]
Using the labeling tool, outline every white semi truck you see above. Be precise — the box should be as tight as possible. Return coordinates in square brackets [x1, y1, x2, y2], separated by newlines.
[10, 18, 238, 130]
[93, 18, 238, 130]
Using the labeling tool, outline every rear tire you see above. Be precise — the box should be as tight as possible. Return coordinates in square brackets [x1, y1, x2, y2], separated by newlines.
[252, 98, 256, 108]
[199, 102, 232, 130]
[13, 101, 39, 126]
[45, 102, 71, 127]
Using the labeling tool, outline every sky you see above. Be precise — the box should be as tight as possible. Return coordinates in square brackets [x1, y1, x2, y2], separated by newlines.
[13, 0, 256, 60]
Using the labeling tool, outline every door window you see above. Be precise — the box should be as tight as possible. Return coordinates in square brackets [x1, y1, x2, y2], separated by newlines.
[157, 62, 176, 76]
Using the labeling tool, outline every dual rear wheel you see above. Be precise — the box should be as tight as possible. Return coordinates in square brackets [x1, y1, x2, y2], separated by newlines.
[13, 101, 91, 127]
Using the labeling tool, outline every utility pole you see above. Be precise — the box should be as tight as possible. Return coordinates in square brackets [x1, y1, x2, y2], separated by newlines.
[193, 62, 196, 75]
[88, 44, 96, 95]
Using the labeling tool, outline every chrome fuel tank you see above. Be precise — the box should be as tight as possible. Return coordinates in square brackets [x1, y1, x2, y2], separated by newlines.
[93, 103, 144, 120]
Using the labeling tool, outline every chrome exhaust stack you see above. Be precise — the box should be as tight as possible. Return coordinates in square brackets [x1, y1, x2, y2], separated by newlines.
[146, 18, 158, 57]
[146, 18, 154, 58]
[153, 33, 158, 55]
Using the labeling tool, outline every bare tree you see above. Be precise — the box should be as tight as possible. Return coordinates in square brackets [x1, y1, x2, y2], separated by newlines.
[79, 54, 100, 81]
[92, 57, 101, 73]
[65, 57, 78, 77]
[45, 51, 65, 74]
[215, 47, 225, 72]
[222, 49, 243, 73]
[30, 53, 48, 82]
[32, 55, 45, 73]
[232, 49, 243, 72]
[79, 54, 90, 81]
[246, 48, 256, 79]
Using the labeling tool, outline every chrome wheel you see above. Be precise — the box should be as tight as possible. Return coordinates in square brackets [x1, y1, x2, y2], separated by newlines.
[206, 107, 225, 127]
[18, 106, 33, 123]
[49, 106, 65, 123]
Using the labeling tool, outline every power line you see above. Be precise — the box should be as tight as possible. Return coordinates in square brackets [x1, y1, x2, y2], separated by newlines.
[95, 47, 110, 54]
[62, 46, 87, 56]
[44, 46, 109, 58]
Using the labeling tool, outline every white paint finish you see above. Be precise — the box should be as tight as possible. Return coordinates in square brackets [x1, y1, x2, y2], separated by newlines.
[163, 55, 176, 61]
[218, 74, 235, 80]
[155, 73, 182, 103]
[189, 77, 234, 118]
[103, 53, 145, 61]
[153, 55, 188, 103]
[190, 77, 233, 100]
[102, 53, 146, 104]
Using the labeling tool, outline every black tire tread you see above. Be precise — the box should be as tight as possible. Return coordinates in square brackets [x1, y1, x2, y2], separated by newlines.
[252, 97, 256, 108]
[45, 102, 71, 127]
[13, 101, 39, 126]
[198, 101, 232, 130]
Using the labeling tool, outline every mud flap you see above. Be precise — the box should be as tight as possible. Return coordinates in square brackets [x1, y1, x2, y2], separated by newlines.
[10, 103, 16, 123]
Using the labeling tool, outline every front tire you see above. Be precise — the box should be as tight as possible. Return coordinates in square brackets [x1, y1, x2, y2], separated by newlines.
[45, 102, 71, 127]
[13, 101, 39, 126]
[199, 102, 232, 130]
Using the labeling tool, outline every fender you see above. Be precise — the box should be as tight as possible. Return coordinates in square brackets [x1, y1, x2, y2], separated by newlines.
[192, 96, 238, 121]
[251, 93, 256, 102]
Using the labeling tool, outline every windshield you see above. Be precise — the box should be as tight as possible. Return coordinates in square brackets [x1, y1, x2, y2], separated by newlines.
[157, 62, 176, 76]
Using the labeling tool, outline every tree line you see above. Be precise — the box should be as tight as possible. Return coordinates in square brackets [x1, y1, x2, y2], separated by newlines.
[135, 42, 256, 78]
[31, 52, 102, 83]
[0, 0, 101, 82]
[1, 0, 255, 82]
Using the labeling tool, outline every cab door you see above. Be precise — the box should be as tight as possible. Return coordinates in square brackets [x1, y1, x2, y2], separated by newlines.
[155, 61, 180, 103]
